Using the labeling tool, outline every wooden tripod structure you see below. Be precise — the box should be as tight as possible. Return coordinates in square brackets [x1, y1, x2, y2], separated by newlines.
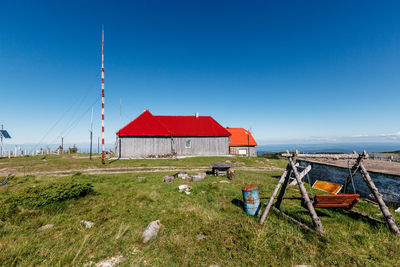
[259, 150, 400, 235]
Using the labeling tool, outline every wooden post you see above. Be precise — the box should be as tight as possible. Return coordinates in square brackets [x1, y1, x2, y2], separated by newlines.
[289, 157, 325, 234]
[274, 167, 292, 210]
[259, 165, 291, 224]
[358, 162, 400, 235]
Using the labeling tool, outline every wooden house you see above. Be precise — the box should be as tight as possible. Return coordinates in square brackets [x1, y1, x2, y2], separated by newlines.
[225, 127, 257, 156]
[115, 110, 231, 158]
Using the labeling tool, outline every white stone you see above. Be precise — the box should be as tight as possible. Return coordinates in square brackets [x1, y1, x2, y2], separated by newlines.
[81, 220, 94, 228]
[38, 224, 54, 231]
[95, 255, 126, 267]
[142, 220, 162, 243]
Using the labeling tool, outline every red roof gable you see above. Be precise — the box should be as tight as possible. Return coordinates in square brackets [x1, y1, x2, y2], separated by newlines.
[117, 110, 231, 137]
[226, 128, 257, 146]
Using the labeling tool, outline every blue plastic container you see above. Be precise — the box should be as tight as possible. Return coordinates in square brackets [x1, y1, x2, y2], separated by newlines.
[242, 185, 261, 216]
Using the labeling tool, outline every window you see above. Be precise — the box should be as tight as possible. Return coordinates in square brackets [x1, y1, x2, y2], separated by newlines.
[185, 140, 191, 148]
[239, 149, 247, 155]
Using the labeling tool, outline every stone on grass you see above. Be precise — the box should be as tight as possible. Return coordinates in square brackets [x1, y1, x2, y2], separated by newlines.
[192, 172, 206, 182]
[197, 233, 206, 241]
[38, 224, 54, 231]
[219, 180, 230, 184]
[174, 172, 189, 179]
[179, 184, 192, 195]
[81, 220, 94, 229]
[142, 220, 162, 243]
[395, 207, 400, 213]
[163, 175, 174, 183]
[94, 255, 127, 267]
[185, 176, 193, 182]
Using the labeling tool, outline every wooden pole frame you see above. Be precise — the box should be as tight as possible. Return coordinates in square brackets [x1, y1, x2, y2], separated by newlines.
[259, 150, 400, 235]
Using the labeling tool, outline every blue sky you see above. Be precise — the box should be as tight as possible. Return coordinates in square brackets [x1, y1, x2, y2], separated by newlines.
[1, 0, 399, 147]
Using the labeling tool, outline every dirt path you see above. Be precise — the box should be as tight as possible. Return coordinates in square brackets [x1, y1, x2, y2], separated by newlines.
[0, 166, 283, 177]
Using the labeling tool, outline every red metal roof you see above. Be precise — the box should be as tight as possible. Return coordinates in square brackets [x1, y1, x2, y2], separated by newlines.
[117, 110, 231, 137]
[226, 127, 257, 146]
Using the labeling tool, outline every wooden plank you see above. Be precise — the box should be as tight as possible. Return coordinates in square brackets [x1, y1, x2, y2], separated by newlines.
[289, 157, 325, 234]
[359, 162, 400, 235]
[259, 165, 291, 224]
[312, 180, 342, 194]
[274, 168, 292, 210]
[314, 203, 351, 208]
[282, 152, 363, 160]
[314, 194, 359, 203]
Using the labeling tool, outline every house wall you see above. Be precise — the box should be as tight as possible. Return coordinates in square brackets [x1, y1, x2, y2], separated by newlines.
[229, 146, 256, 157]
[116, 136, 229, 157]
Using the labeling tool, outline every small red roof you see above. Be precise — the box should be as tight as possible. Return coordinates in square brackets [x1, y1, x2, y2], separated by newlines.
[117, 110, 231, 137]
[226, 128, 257, 146]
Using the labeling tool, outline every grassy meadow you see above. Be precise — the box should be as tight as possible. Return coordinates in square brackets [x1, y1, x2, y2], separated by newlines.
[0, 155, 399, 266]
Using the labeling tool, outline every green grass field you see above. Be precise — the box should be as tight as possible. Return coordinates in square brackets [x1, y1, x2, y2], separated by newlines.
[0, 156, 399, 266]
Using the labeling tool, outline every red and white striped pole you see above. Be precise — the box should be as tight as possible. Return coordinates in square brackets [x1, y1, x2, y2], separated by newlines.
[101, 26, 105, 164]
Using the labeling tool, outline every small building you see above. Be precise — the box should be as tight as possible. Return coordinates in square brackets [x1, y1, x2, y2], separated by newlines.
[116, 110, 231, 158]
[225, 127, 257, 156]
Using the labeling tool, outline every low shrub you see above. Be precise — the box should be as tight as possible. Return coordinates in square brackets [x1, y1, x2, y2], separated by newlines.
[0, 182, 93, 220]
[259, 153, 282, 159]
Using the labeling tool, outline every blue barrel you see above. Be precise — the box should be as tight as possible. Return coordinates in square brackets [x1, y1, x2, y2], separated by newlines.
[242, 185, 261, 216]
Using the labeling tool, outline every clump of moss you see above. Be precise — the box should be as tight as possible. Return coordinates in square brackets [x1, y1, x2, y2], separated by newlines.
[0, 182, 93, 220]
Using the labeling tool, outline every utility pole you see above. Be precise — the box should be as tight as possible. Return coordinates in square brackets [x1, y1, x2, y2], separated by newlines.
[0, 124, 3, 157]
[90, 108, 93, 160]
[61, 137, 64, 153]
[248, 131, 250, 157]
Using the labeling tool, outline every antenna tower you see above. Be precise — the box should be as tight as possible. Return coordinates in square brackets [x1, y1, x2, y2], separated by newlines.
[101, 26, 105, 164]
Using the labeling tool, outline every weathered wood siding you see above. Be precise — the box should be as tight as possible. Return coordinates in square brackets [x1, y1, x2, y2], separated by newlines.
[116, 136, 229, 157]
[229, 146, 256, 157]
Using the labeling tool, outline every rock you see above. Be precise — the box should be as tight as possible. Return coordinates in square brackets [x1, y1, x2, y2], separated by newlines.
[38, 224, 54, 231]
[179, 184, 192, 194]
[197, 233, 206, 241]
[174, 172, 189, 179]
[142, 220, 162, 243]
[163, 175, 174, 183]
[185, 177, 193, 182]
[81, 220, 94, 229]
[395, 207, 400, 213]
[94, 255, 127, 267]
[219, 180, 230, 184]
[192, 172, 206, 182]
[225, 160, 232, 163]
[233, 161, 245, 165]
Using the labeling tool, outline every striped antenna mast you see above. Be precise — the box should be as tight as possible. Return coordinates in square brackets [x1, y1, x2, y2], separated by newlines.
[101, 26, 105, 164]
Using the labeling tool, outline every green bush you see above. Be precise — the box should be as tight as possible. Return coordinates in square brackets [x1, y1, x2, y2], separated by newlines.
[0, 182, 93, 220]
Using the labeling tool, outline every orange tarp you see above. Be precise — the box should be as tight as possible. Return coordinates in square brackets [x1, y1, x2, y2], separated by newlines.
[226, 128, 257, 146]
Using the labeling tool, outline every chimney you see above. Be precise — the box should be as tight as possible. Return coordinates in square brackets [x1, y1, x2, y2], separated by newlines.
[195, 112, 199, 118]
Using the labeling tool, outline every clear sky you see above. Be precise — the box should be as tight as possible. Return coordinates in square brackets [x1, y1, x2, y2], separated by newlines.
[1, 0, 400, 147]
